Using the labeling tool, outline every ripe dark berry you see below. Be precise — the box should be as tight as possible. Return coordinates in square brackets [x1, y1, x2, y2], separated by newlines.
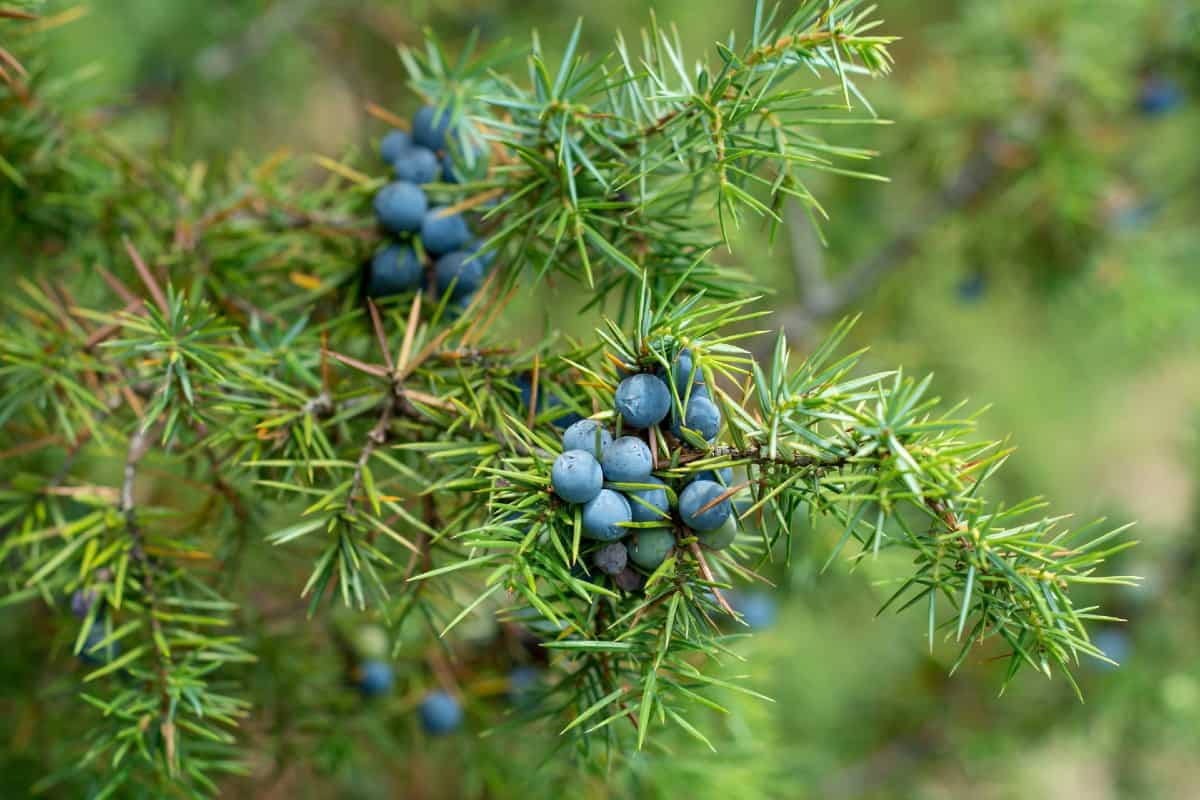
[419, 690, 464, 735]
[613, 567, 645, 593]
[368, 244, 423, 298]
[392, 146, 441, 184]
[79, 626, 120, 665]
[690, 466, 732, 486]
[551, 450, 603, 504]
[357, 660, 394, 696]
[380, 129, 411, 164]
[561, 419, 612, 460]
[1136, 76, 1182, 116]
[614, 373, 671, 428]
[696, 514, 737, 550]
[413, 105, 454, 151]
[507, 665, 542, 706]
[601, 436, 652, 483]
[374, 181, 428, 234]
[625, 476, 669, 522]
[70, 587, 98, 619]
[421, 207, 471, 256]
[581, 489, 631, 541]
[435, 250, 484, 300]
[464, 239, 496, 271]
[569, 562, 604, 586]
[627, 528, 674, 570]
[592, 542, 628, 576]
[544, 393, 583, 430]
[669, 348, 702, 393]
[674, 394, 721, 441]
[678, 479, 730, 531]
[728, 590, 777, 629]
[957, 272, 987, 303]
[441, 152, 461, 184]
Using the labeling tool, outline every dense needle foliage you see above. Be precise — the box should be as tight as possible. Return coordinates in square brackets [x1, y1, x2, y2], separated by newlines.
[0, 2, 1137, 796]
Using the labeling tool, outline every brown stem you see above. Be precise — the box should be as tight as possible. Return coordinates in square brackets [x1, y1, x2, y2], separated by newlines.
[120, 425, 179, 776]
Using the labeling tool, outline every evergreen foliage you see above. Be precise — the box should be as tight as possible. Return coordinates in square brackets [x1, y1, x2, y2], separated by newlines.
[0, 2, 1141, 796]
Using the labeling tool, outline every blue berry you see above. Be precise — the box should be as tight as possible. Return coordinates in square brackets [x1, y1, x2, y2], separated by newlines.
[690, 466, 732, 486]
[419, 690, 463, 735]
[368, 244, 423, 297]
[70, 588, 98, 619]
[613, 567, 645, 593]
[421, 207, 471, 256]
[551, 450, 603, 504]
[626, 528, 674, 570]
[569, 562, 604, 586]
[380, 129, 411, 164]
[581, 489, 631, 541]
[696, 514, 737, 550]
[562, 419, 612, 459]
[507, 665, 541, 706]
[435, 250, 483, 300]
[464, 239, 496, 271]
[79, 626, 120, 665]
[1136, 76, 1182, 116]
[374, 181, 428, 234]
[957, 272, 986, 304]
[601, 436, 652, 483]
[545, 394, 583, 430]
[674, 394, 721, 441]
[357, 660, 394, 696]
[670, 348, 703, 393]
[615, 373, 672, 428]
[678, 479, 730, 531]
[515, 374, 583, 429]
[441, 152, 461, 184]
[728, 590, 777, 629]
[592, 542, 628, 576]
[392, 146, 440, 184]
[625, 476, 669, 522]
[1092, 628, 1130, 670]
[413, 105, 455, 151]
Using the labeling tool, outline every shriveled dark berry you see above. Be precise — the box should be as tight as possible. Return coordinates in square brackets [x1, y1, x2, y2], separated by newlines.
[613, 567, 645, 593]
[592, 542, 628, 576]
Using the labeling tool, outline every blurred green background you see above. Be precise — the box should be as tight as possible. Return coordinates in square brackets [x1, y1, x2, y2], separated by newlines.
[9, 0, 1200, 797]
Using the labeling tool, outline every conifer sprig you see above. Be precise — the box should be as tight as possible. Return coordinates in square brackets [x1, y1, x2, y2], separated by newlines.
[0, 1, 1135, 793]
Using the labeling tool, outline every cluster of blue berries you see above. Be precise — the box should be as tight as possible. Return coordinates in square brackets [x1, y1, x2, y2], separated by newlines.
[549, 351, 736, 590]
[368, 105, 492, 306]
